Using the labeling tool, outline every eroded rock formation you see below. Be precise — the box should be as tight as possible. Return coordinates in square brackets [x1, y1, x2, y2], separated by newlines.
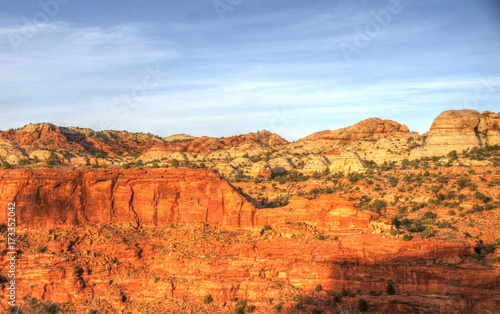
[0, 169, 256, 230]
[415, 110, 500, 156]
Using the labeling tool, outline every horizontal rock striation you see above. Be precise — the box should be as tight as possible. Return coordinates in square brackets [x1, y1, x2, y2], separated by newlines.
[415, 110, 500, 156]
[0, 168, 256, 230]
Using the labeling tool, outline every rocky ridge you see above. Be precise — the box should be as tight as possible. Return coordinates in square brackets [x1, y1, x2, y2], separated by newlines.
[0, 109, 500, 313]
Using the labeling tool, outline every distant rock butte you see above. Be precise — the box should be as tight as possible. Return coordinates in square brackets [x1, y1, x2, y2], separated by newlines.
[414, 110, 500, 156]
[299, 118, 410, 142]
[162, 133, 196, 142]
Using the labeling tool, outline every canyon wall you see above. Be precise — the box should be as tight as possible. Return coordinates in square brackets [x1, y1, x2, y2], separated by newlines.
[0, 168, 256, 230]
[0, 169, 377, 232]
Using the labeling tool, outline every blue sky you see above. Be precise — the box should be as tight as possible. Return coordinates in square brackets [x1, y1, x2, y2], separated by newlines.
[1, 0, 499, 141]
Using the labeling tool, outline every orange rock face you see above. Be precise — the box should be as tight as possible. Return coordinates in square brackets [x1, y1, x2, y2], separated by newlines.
[0, 169, 498, 313]
[0, 168, 256, 230]
[1, 223, 498, 313]
[256, 195, 379, 230]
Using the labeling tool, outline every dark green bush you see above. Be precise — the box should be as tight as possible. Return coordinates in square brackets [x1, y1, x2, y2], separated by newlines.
[420, 226, 432, 239]
[261, 225, 272, 235]
[203, 294, 213, 304]
[386, 283, 395, 295]
[424, 211, 437, 219]
[358, 298, 368, 311]
[315, 284, 323, 292]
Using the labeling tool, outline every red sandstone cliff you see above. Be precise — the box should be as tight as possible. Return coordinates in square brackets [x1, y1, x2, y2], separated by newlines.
[0, 168, 256, 230]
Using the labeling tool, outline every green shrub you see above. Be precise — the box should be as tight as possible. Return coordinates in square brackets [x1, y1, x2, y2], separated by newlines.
[372, 199, 387, 212]
[230, 298, 238, 302]
[492, 257, 499, 262]
[234, 307, 244, 314]
[386, 283, 395, 295]
[420, 226, 432, 239]
[390, 229, 399, 237]
[154, 277, 159, 283]
[88, 310, 97, 314]
[245, 305, 255, 313]
[437, 221, 452, 229]
[62, 151, 74, 159]
[238, 300, 247, 308]
[318, 235, 325, 240]
[403, 235, 411, 241]
[273, 302, 283, 312]
[261, 225, 272, 235]
[36, 246, 44, 254]
[20, 159, 31, 166]
[203, 294, 213, 304]
[424, 211, 437, 219]
[295, 303, 303, 310]
[3, 162, 13, 169]
[448, 210, 456, 216]
[315, 284, 323, 292]
[472, 252, 479, 259]
[358, 298, 368, 311]
[95, 152, 105, 159]
[312, 309, 322, 314]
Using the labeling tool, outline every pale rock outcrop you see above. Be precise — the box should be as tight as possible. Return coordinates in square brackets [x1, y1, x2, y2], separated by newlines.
[28, 149, 53, 161]
[425, 109, 482, 155]
[478, 111, 500, 146]
[249, 161, 272, 178]
[163, 133, 196, 142]
[0, 139, 27, 162]
[205, 150, 231, 161]
[299, 118, 409, 143]
[229, 157, 251, 168]
[327, 151, 365, 173]
[69, 157, 90, 166]
[414, 110, 500, 157]
[214, 163, 236, 177]
[169, 152, 190, 162]
[303, 155, 330, 174]
[268, 157, 295, 171]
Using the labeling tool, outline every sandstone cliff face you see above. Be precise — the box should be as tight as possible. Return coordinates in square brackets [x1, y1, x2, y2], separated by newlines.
[0, 169, 256, 230]
[415, 110, 500, 156]
[0, 169, 378, 232]
[3, 224, 497, 314]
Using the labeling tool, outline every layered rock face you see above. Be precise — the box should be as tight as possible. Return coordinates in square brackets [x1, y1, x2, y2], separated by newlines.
[0, 169, 256, 230]
[299, 118, 410, 143]
[2, 224, 497, 313]
[415, 110, 500, 156]
[0, 169, 378, 232]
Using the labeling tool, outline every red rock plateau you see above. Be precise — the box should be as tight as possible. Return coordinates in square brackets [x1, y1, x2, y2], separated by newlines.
[0, 109, 500, 313]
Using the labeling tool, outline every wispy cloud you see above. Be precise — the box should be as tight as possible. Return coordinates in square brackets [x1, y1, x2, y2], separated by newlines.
[0, 1, 499, 141]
